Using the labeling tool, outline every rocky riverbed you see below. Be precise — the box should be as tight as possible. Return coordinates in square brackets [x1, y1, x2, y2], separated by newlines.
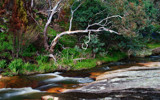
[63, 62, 160, 100]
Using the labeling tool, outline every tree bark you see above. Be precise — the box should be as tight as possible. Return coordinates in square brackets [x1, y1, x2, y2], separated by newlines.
[43, 0, 62, 50]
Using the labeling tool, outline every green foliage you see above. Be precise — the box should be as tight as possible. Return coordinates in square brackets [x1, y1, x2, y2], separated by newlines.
[0, 60, 7, 68]
[73, 0, 106, 29]
[0, 31, 12, 51]
[59, 35, 77, 47]
[2, 71, 13, 76]
[143, 0, 158, 20]
[147, 43, 160, 49]
[36, 55, 49, 63]
[37, 62, 57, 73]
[73, 59, 97, 70]
[118, 36, 146, 51]
[48, 27, 57, 37]
[61, 47, 80, 58]
[84, 34, 105, 54]
[58, 21, 70, 31]
[8, 59, 24, 73]
[22, 63, 37, 72]
[36, 55, 57, 72]
[21, 44, 37, 57]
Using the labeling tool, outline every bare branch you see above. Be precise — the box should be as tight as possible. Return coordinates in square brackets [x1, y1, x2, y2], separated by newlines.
[86, 15, 122, 30]
[82, 31, 91, 50]
[28, 13, 43, 31]
[31, 0, 34, 8]
[69, 1, 83, 31]
[43, 0, 62, 50]
[49, 27, 119, 53]
[45, 1, 122, 53]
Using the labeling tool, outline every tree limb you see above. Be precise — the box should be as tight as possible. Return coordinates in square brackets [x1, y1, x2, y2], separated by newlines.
[43, 0, 62, 50]
[69, 1, 83, 31]
[47, 1, 122, 53]
[49, 27, 119, 53]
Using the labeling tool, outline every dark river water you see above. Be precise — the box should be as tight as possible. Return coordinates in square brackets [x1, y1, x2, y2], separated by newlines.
[0, 55, 160, 100]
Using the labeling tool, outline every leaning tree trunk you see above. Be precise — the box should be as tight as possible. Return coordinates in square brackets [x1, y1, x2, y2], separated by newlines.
[43, 0, 62, 50]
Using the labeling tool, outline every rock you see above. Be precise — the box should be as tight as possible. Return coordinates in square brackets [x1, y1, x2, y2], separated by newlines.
[0, 82, 5, 88]
[41, 95, 59, 100]
[63, 63, 160, 95]
[90, 72, 103, 79]
[134, 49, 152, 57]
[47, 87, 66, 93]
[0, 75, 2, 79]
[138, 62, 160, 67]
[96, 61, 103, 66]
[152, 47, 160, 55]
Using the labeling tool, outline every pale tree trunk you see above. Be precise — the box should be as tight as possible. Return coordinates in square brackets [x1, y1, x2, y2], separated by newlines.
[49, 14, 122, 53]
[43, 0, 62, 50]
[42, 0, 122, 62]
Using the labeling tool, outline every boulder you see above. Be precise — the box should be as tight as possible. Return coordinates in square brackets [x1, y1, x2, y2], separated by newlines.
[63, 63, 160, 99]
[152, 47, 160, 55]
[41, 95, 59, 100]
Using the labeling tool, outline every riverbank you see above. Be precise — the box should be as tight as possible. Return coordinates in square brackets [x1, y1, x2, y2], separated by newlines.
[0, 55, 160, 100]
[1, 45, 160, 76]
[0, 50, 127, 76]
[1, 42, 160, 76]
[63, 61, 160, 99]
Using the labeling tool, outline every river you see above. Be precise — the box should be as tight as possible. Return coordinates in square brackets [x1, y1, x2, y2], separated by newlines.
[0, 55, 160, 100]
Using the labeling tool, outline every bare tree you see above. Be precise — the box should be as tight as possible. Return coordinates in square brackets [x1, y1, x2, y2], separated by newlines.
[48, 1, 122, 53]
[43, 0, 62, 50]
[42, 0, 122, 61]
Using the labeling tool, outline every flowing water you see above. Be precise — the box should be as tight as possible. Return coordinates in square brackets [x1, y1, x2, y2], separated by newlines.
[0, 55, 160, 100]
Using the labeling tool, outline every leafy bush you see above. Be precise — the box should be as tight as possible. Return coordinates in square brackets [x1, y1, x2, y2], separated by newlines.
[73, 0, 106, 29]
[36, 55, 49, 63]
[8, 59, 24, 73]
[0, 32, 12, 51]
[59, 35, 78, 47]
[0, 60, 7, 68]
[37, 61, 57, 73]
[84, 34, 105, 54]
[22, 63, 37, 71]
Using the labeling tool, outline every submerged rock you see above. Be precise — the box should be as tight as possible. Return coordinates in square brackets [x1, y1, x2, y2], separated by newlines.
[63, 62, 160, 99]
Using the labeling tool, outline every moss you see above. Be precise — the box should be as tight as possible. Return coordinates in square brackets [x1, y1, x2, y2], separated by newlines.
[147, 43, 160, 49]
[56, 49, 127, 70]
[48, 27, 57, 37]
[73, 59, 97, 70]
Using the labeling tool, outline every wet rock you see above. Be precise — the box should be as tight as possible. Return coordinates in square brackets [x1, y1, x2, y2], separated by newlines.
[152, 47, 160, 55]
[134, 49, 152, 57]
[41, 95, 58, 100]
[47, 87, 66, 93]
[0, 82, 5, 88]
[41, 95, 54, 100]
[63, 63, 160, 95]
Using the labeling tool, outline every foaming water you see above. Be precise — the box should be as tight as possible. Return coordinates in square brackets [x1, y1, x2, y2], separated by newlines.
[0, 55, 160, 99]
[0, 87, 41, 100]
[42, 72, 94, 84]
[35, 72, 94, 91]
[33, 72, 62, 77]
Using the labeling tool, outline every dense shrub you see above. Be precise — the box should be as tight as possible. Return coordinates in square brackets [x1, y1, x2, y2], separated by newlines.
[0, 60, 7, 68]
[8, 59, 24, 73]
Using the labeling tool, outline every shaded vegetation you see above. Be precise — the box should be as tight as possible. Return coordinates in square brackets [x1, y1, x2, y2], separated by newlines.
[0, 0, 159, 76]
